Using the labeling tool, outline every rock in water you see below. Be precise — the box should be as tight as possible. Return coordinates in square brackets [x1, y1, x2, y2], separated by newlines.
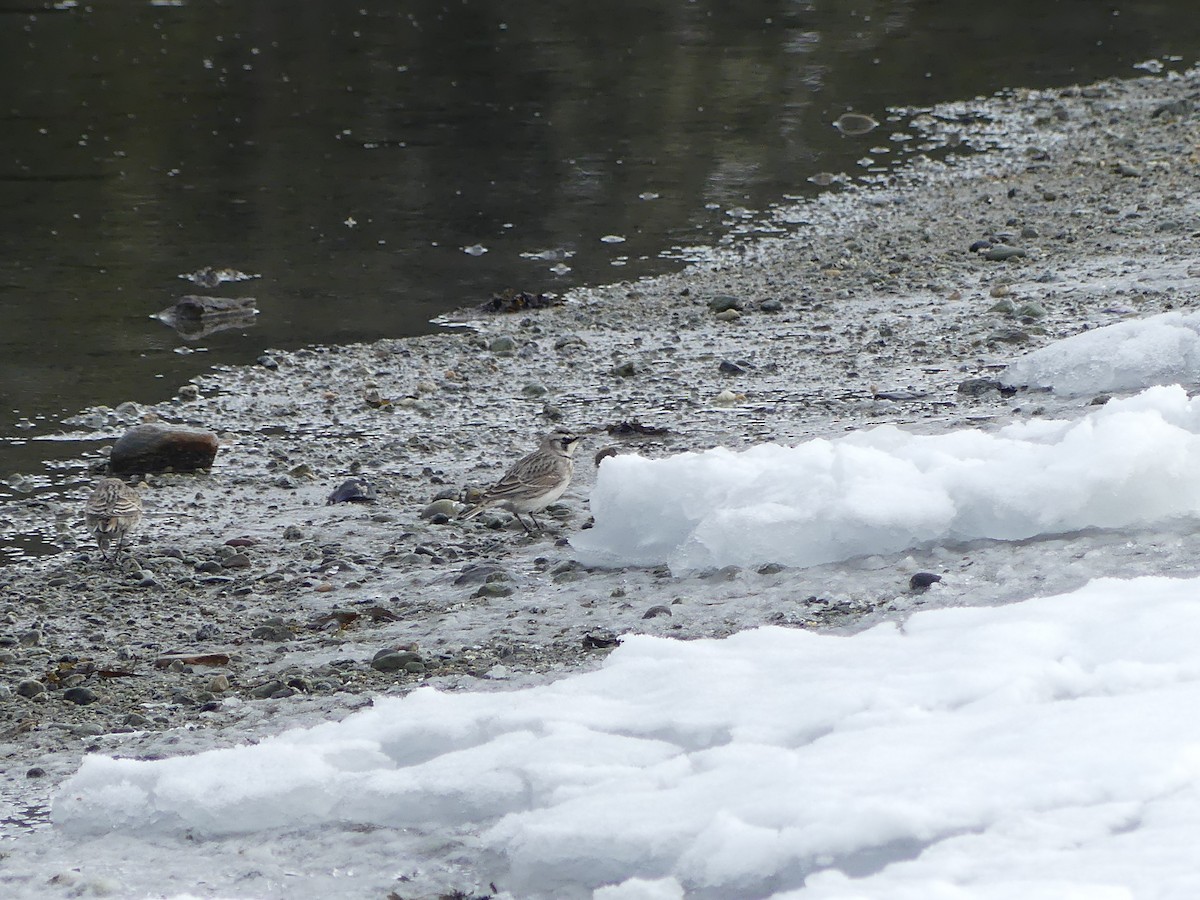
[327, 477, 378, 505]
[109, 423, 219, 474]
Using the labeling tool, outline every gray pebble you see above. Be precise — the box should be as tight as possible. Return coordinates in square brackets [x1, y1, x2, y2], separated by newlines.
[610, 361, 639, 378]
[421, 498, 460, 520]
[759, 298, 783, 313]
[488, 336, 516, 353]
[249, 680, 286, 699]
[643, 605, 672, 619]
[63, 687, 99, 705]
[718, 360, 746, 375]
[249, 624, 295, 642]
[370, 650, 424, 672]
[283, 524, 304, 540]
[222, 553, 252, 569]
[474, 582, 514, 598]
[16, 679, 46, 699]
[257, 354, 279, 370]
[707, 295, 742, 313]
[957, 378, 1003, 397]
[982, 246, 1027, 261]
[26, 767, 46, 778]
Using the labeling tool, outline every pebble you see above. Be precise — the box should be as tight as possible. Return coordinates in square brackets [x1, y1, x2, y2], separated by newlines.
[16, 679, 45, 699]
[123, 713, 152, 728]
[249, 680, 286, 700]
[421, 498, 461, 519]
[19, 629, 41, 647]
[474, 582, 514, 598]
[26, 767, 46, 778]
[643, 605, 672, 619]
[909, 572, 943, 592]
[488, 336, 516, 353]
[370, 650, 424, 673]
[283, 525, 304, 540]
[610, 361, 639, 378]
[327, 477, 377, 504]
[249, 624, 295, 642]
[707, 295, 742, 313]
[222, 553, 252, 569]
[63, 687, 99, 705]
[982, 246, 1028, 261]
[209, 675, 231, 693]
[987, 326, 1033, 344]
[956, 377, 1003, 397]
[759, 298, 783, 313]
[718, 360, 746, 375]
[257, 354, 279, 370]
[714, 309, 742, 322]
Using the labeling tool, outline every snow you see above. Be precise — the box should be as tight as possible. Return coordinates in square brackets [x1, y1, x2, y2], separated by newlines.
[50, 575, 1200, 899]
[1004, 310, 1200, 395]
[576, 385, 1200, 571]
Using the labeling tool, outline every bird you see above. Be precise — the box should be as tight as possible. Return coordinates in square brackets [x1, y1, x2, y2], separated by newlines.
[460, 428, 582, 532]
[85, 477, 143, 562]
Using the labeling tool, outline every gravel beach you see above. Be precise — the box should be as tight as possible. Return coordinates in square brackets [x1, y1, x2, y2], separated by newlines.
[4, 65, 1200, 886]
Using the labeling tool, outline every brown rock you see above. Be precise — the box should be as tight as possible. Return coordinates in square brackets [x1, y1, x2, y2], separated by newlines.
[109, 423, 219, 474]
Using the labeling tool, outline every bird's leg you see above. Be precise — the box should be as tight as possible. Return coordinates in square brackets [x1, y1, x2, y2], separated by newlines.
[527, 512, 543, 533]
[513, 513, 533, 534]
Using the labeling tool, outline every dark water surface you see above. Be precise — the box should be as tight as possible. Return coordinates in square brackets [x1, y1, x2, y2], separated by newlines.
[2, 0, 1200, 555]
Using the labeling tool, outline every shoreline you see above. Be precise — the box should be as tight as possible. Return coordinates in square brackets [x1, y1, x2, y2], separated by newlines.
[3, 65, 1200, 894]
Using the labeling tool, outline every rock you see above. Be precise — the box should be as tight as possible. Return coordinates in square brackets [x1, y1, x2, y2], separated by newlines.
[123, 713, 152, 728]
[257, 354, 279, 370]
[249, 624, 294, 642]
[151, 295, 259, 339]
[987, 326, 1032, 344]
[474, 582, 514, 598]
[370, 650, 424, 672]
[249, 680, 286, 699]
[522, 382, 547, 398]
[18, 629, 41, 647]
[833, 112, 879, 135]
[989, 298, 1017, 315]
[195, 623, 221, 641]
[956, 377, 1003, 397]
[453, 563, 504, 585]
[488, 336, 516, 353]
[63, 687, 99, 705]
[643, 605, 672, 619]
[282, 525, 304, 540]
[610, 361, 639, 378]
[16, 679, 45, 699]
[1020, 225, 1040, 239]
[714, 309, 742, 322]
[707, 295, 742, 313]
[981, 246, 1027, 262]
[327, 477, 377, 505]
[222, 553, 251, 569]
[421, 498, 460, 519]
[109, 423, 219, 474]
[718, 360, 746, 375]
[910, 572, 942, 591]
[760, 298, 783, 313]
[26, 767, 46, 778]
[1014, 301, 1047, 320]
[757, 562, 786, 575]
[209, 674, 231, 693]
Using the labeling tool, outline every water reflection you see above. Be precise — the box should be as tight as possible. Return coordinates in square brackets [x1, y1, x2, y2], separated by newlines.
[2, 0, 1200, 552]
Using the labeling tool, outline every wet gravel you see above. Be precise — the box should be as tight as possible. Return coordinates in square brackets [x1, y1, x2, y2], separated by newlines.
[5, 67, 1200, 844]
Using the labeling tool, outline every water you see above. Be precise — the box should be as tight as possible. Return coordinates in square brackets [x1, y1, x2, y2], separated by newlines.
[3, 0, 1200, 558]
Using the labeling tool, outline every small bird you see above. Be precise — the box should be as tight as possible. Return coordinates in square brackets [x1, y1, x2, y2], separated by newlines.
[460, 428, 582, 532]
[85, 477, 143, 562]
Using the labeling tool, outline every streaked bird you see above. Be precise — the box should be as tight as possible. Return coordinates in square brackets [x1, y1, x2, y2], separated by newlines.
[85, 477, 143, 561]
[461, 428, 581, 532]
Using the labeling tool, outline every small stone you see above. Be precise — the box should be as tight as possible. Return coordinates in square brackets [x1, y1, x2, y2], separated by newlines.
[370, 650, 424, 672]
[759, 298, 783, 313]
[957, 378, 1003, 397]
[1020, 225, 1040, 239]
[327, 477, 378, 505]
[474, 582, 514, 598]
[283, 524, 304, 540]
[718, 360, 746, 375]
[123, 713, 152, 728]
[26, 767, 46, 778]
[421, 498, 461, 519]
[488, 336, 516, 353]
[18, 629, 41, 647]
[177, 384, 201, 401]
[1014, 301, 1047, 320]
[63, 687, 99, 705]
[194, 560, 222, 574]
[16, 679, 45, 699]
[909, 572, 942, 592]
[707, 295, 742, 313]
[249, 624, 294, 642]
[257, 354, 279, 370]
[981, 246, 1027, 262]
[987, 326, 1033, 344]
[109, 423, 219, 474]
[195, 623, 221, 642]
[642, 605, 672, 619]
[989, 298, 1017, 315]
[522, 382, 548, 398]
[249, 680, 286, 699]
[1114, 163, 1142, 178]
[222, 553, 251, 569]
[714, 308, 742, 322]
[757, 562, 786, 575]
[610, 361, 639, 378]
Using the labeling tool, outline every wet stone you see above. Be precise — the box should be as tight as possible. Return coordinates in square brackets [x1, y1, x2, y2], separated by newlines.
[421, 498, 460, 520]
[982, 246, 1028, 262]
[16, 679, 45, 699]
[109, 423, 219, 474]
[370, 650, 424, 673]
[707, 295, 742, 313]
[643, 605, 672, 619]
[474, 583, 514, 599]
[26, 767, 46, 779]
[910, 572, 943, 591]
[283, 525, 304, 540]
[957, 378, 1003, 397]
[759, 298, 783, 313]
[249, 680, 286, 700]
[249, 624, 295, 642]
[222, 553, 252, 569]
[718, 360, 746, 375]
[63, 687, 99, 705]
[123, 713, 152, 728]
